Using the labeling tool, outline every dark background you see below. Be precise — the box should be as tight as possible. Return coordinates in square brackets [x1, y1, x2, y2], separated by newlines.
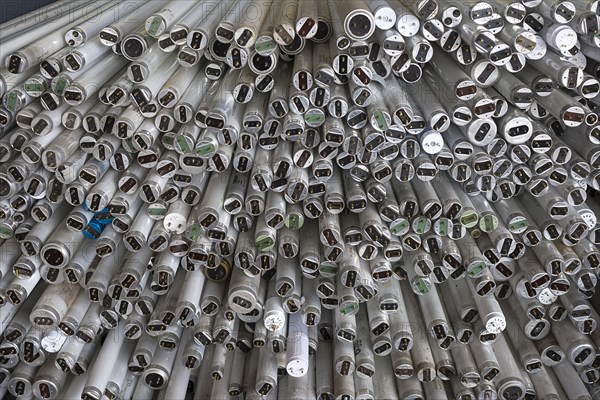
[1, 0, 57, 24]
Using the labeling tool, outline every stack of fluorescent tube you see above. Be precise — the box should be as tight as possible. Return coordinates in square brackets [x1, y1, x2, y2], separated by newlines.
[0, 0, 599, 398]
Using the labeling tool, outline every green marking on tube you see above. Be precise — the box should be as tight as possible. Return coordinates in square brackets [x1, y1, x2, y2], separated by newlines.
[460, 211, 478, 228]
[176, 136, 190, 154]
[55, 77, 68, 95]
[255, 235, 274, 251]
[468, 262, 486, 277]
[305, 113, 325, 124]
[391, 220, 408, 235]
[255, 39, 276, 53]
[340, 302, 358, 315]
[187, 225, 202, 241]
[415, 278, 429, 294]
[196, 144, 215, 156]
[415, 216, 427, 234]
[438, 218, 448, 235]
[148, 17, 162, 36]
[508, 218, 528, 233]
[374, 111, 388, 130]
[6, 92, 17, 111]
[24, 83, 43, 93]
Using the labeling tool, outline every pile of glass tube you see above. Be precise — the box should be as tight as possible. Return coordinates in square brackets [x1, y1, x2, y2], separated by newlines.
[0, 0, 600, 398]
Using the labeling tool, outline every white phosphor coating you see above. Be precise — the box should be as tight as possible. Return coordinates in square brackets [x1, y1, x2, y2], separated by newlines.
[373, 6, 396, 30]
[547, 25, 578, 50]
[40, 329, 68, 353]
[420, 129, 444, 155]
[537, 288, 558, 305]
[525, 36, 547, 60]
[286, 312, 310, 377]
[579, 209, 598, 228]
[485, 313, 507, 334]
[396, 13, 420, 37]
[163, 200, 190, 234]
[163, 213, 187, 234]
[263, 296, 287, 332]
